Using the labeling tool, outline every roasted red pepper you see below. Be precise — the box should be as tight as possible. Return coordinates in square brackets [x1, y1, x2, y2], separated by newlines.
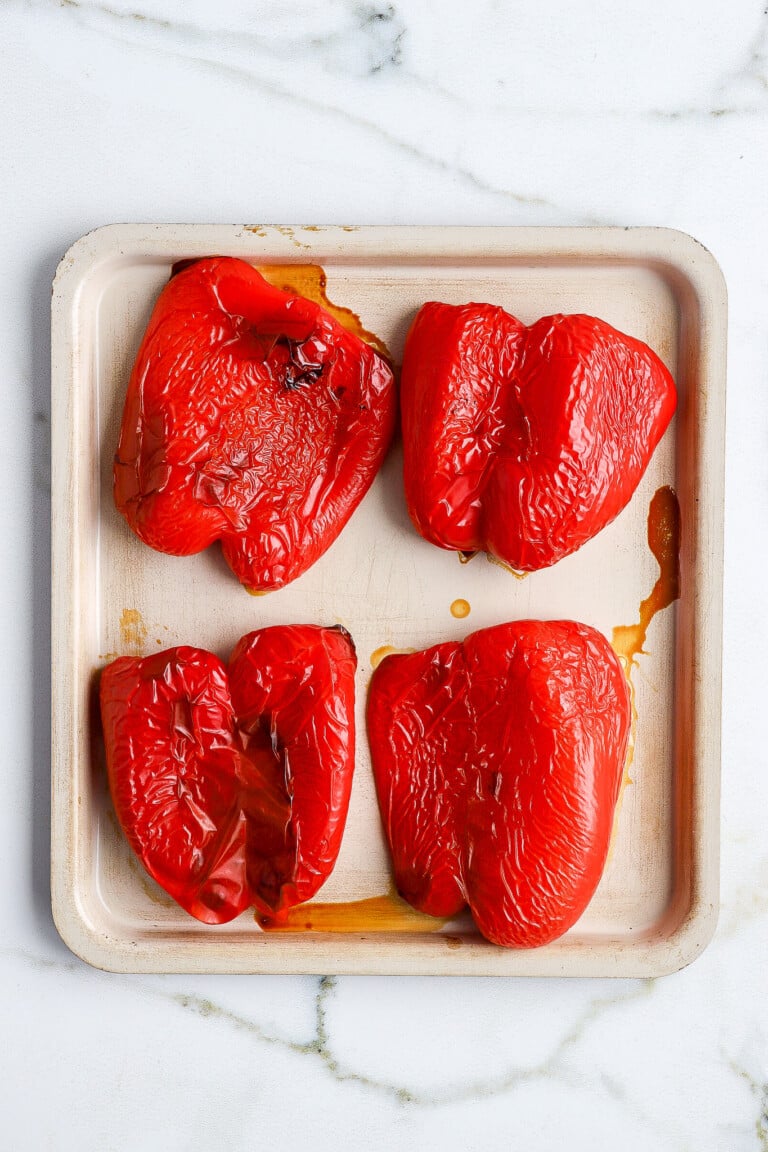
[367, 621, 631, 947]
[228, 626, 357, 918]
[401, 305, 676, 570]
[114, 257, 396, 590]
[100, 625, 357, 924]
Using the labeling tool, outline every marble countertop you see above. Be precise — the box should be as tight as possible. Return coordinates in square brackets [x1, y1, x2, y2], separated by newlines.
[2, 0, 766, 1148]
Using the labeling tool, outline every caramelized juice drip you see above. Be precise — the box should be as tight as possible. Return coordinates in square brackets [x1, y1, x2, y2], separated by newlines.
[486, 553, 528, 579]
[612, 485, 681, 671]
[119, 608, 147, 655]
[459, 549, 526, 578]
[609, 485, 681, 849]
[370, 644, 415, 670]
[258, 264, 391, 360]
[257, 890, 447, 934]
[450, 598, 471, 619]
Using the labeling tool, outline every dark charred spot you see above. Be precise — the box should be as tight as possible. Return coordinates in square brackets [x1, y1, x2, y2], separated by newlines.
[284, 363, 325, 391]
[171, 258, 206, 278]
[331, 624, 355, 648]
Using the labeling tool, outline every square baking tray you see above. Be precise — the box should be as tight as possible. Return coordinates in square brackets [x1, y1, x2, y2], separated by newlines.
[51, 225, 726, 975]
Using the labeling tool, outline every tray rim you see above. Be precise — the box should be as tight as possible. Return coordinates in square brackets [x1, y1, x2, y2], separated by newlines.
[50, 223, 727, 976]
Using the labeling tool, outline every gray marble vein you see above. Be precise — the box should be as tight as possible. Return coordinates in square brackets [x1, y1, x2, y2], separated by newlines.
[729, 1060, 768, 1152]
[19, 0, 606, 220]
[172, 974, 657, 1107]
[3, 945, 659, 1110]
[715, 7, 768, 106]
[25, 0, 768, 119]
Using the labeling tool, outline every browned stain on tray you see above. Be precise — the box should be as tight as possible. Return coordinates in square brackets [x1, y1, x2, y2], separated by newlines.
[258, 263, 391, 359]
[257, 890, 446, 934]
[127, 846, 175, 909]
[139, 876, 175, 909]
[119, 608, 147, 655]
[132, 860, 175, 909]
[450, 598, 471, 619]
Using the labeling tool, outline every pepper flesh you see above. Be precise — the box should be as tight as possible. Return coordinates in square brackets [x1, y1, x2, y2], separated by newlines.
[114, 257, 396, 590]
[99, 625, 357, 924]
[367, 620, 631, 948]
[401, 304, 676, 570]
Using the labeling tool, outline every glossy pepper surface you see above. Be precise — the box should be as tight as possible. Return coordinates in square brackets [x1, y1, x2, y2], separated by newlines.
[114, 257, 396, 591]
[367, 620, 631, 948]
[100, 625, 357, 924]
[401, 304, 676, 570]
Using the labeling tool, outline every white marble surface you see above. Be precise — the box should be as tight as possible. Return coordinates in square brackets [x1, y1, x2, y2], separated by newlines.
[1, 0, 766, 1147]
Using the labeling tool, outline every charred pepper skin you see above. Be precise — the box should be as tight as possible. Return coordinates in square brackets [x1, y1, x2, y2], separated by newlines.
[367, 621, 631, 948]
[99, 626, 357, 925]
[114, 257, 396, 591]
[401, 304, 676, 571]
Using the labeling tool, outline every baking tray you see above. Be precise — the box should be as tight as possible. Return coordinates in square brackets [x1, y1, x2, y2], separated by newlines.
[51, 225, 726, 975]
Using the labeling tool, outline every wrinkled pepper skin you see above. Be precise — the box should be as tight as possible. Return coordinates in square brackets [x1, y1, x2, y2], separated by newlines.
[229, 625, 357, 919]
[99, 625, 357, 925]
[367, 621, 631, 948]
[401, 304, 676, 570]
[114, 257, 396, 591]
[100, 647, 250, 924]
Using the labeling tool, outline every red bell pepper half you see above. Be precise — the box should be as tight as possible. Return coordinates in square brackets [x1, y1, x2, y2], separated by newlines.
[100, 625, 357, 924]
[367, 620, 631, 948]
[114, 257, 396, 591]
[401, 304, 676, 570]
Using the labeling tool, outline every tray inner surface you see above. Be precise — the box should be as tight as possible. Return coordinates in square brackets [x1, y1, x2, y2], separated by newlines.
[76, 249, 693, 958]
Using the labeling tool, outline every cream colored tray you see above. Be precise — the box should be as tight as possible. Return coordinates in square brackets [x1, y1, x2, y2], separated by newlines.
[51, 225, 726, 975]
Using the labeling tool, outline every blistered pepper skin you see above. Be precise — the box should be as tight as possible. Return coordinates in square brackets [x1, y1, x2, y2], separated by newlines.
[401, 304, 676, 570]
[114, 257, 396, 590]
[367, 621, 631, 948]
[99, 626, 357, 925]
